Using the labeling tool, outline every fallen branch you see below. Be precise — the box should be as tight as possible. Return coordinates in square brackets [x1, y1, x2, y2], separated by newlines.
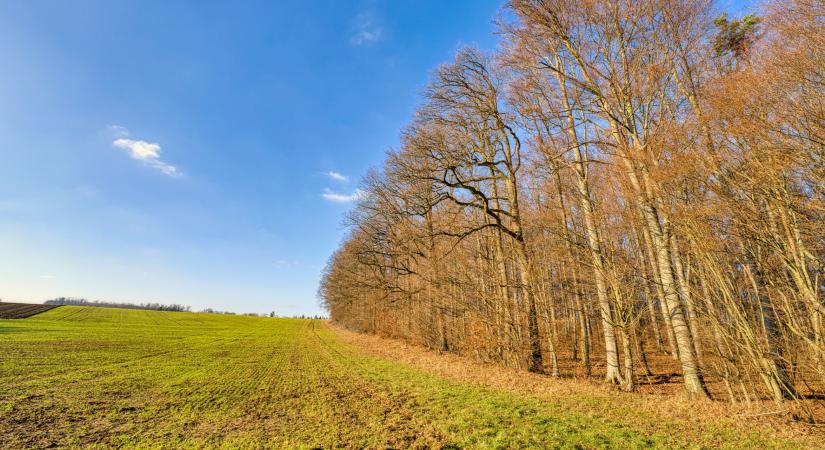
[737, 409, 788, 418]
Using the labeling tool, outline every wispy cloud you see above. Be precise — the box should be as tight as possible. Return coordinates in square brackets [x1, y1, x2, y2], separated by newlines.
[108, 124, 129, 138]
[322, 188, 365, 203]
[325, 171, 348, 182]
[110, 126, 181, 177]
[273, 259, 301, 269]
[350, 11, 383, 46]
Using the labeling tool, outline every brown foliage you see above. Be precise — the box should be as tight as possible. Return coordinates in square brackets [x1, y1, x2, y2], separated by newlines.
[320, 0, 825, 417]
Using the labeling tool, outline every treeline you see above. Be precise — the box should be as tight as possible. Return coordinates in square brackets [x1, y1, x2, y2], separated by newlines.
[45, 297, 191, 312]
[320, 0, 824, 405]
[199, 310, 325, 319]
[200, 308, 239, 315]
[43, 298, 299, 318]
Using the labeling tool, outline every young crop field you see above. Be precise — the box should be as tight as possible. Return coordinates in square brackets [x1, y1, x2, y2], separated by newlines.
[0, 307, 815, 448]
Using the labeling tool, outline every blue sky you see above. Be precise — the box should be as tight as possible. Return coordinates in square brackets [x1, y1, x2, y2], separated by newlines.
[0, 0, 753, 315]
[0, 0, 505, 315]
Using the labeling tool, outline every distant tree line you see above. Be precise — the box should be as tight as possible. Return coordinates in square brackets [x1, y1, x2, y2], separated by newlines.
[199, 308, 237, 315]
[320, 0, 824, 409]
[45, 297, 190, 312]
[43, 298, 323, 319]
[197, 309, 326, 319]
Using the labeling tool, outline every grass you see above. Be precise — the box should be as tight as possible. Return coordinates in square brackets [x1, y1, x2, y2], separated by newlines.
[0, 307, 810, 448]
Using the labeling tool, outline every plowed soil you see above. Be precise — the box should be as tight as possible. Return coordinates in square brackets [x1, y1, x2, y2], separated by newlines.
[0, 302, 58, 319]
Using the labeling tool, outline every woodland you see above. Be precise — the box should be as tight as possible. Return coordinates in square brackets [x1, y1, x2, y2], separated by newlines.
[320, 0, 825, 414]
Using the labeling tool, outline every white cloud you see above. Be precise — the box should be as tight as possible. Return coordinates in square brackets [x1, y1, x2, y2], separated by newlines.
[108, 124, 129, 138]
[114, 138, 161, 160]
[350, 12, 383, 46]
[322, 188, 365, 203]
[325, 171, 348, 182]
[110, 127, 181, 177]
[351, 29, 381, 45]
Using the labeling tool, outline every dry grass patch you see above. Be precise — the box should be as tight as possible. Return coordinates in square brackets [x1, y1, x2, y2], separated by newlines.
[335, 324, 823, 448]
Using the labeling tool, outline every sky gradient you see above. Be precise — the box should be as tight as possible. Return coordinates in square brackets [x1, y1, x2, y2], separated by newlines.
[0, 0, 753, 315]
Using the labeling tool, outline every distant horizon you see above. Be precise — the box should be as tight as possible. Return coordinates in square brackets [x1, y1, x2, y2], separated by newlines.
[1, 295, 328, 317]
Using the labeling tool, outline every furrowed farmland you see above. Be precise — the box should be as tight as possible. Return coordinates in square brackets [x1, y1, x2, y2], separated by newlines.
[1, 306, 816, 448]
[0, 303, 59, 319]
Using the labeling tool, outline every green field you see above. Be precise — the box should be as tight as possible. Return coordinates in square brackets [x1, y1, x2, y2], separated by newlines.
[0, 307, 804, 448]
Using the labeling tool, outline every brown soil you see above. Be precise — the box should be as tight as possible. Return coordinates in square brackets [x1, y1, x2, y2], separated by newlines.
[0, 303, 59, 319]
